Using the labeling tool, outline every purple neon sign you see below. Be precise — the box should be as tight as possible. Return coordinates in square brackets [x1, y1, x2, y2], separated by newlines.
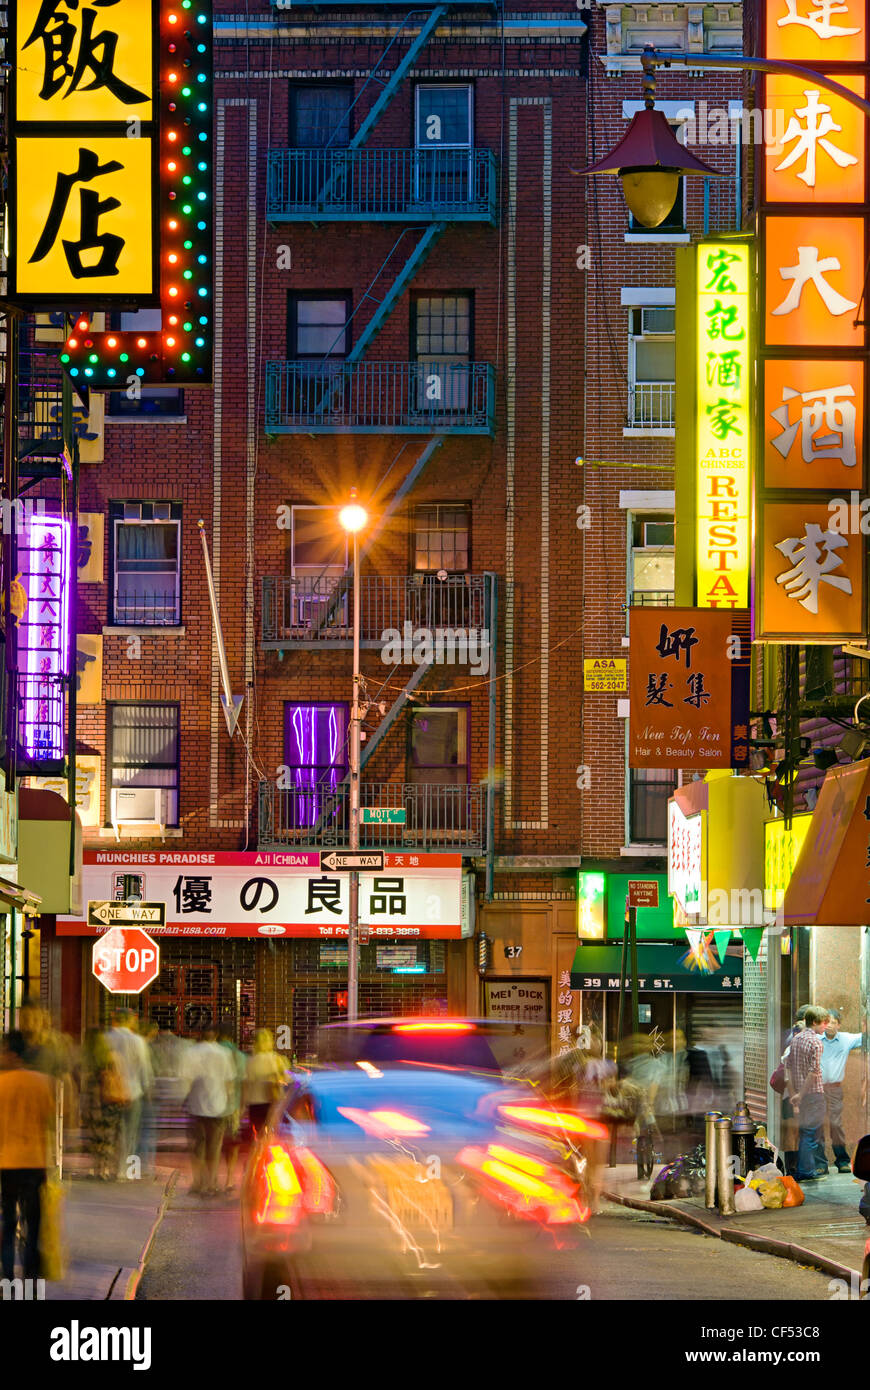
[18, 514, 72, 761]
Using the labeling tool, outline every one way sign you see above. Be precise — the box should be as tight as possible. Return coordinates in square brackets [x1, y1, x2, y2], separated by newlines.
[320, 851, 385, 872]
[88, 901, 166, 928]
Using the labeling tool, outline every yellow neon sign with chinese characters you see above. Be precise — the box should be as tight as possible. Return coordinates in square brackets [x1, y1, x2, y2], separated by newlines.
[764, 814, 812, 911]
[696, 242, 751, 609]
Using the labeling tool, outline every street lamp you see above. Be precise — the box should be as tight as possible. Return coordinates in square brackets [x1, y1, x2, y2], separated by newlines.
[338, 489, 368, 1022]
[576, 44, 870, 228]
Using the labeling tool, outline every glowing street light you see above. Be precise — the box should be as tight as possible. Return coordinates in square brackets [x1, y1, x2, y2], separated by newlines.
[338, 490, 369, 1022]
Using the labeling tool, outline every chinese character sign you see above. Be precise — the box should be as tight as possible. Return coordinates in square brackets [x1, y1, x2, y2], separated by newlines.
[763, 358, 864, 490]
[667, 802, 707, 920]
[629, 607, 751, 768]
[765, 75, 866, 203]
[17, 514, 72, 762]
[10, 0, 157, 303]
[696, 242, 751, 610]
[760, 500, 865, 636]
[767, 0, 866, 64]
[764, 216, 864, 348]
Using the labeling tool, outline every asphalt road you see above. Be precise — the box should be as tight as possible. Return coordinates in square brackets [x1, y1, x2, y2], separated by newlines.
[136, 1191, 838, 1302]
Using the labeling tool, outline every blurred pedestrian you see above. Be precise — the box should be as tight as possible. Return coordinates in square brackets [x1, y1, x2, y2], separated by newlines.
[218, 1027, 246, 1193]
[105, 1010, 152, 1180]
[245, 1029, 286, 1136]
[139, 1020, 160, 1179]
[820, 1009, 863, 1173]
[182, 1026, 235, 1196]
[0, 1031, 55, 1281]
[80, 1029, 125, 1180]
[785, 1005, 830, 1183]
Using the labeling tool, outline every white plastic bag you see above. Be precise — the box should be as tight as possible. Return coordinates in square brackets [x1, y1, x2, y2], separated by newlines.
[735, 1184, 764, 1212]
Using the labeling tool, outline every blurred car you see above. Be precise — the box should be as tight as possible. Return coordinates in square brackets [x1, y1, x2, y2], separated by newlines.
[240, 1020, 606, 1300]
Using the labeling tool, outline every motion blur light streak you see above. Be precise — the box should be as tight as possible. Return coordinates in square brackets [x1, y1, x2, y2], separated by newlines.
[255, 1145, 304, 1226]
[337, 1107, 432, 1139]
[457, 1143, 587, 1225]
[392, 1022, 476, 1034]
[498, 1104, 609, 1142]
[355, 1061, 384, 1078]
[293, 1148, 336, 1215]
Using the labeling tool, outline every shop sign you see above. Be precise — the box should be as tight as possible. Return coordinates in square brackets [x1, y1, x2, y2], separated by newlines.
[629, 607, 750, 767]
[759, 500, 866, 639]
[572, 969, 742, 994]
[0, 771, 18, 865]
[583, 658, 626, 692]
[766, 0, 866, 63]
[27, 755, 102, 828]
[17, 513, 72, 763]
[696, 240, 751, 609]
[483, 979, 549, 1026]
[762, 359, 864, 493]
[76, 636, 103, 705]
[77, 515, 105, 583]
[764, 814, 812, 910]
[57, 850, 463, 937]
[8, 0, 214, 385]
[577, 871, 606, 939]
[667, 801, 706, 920]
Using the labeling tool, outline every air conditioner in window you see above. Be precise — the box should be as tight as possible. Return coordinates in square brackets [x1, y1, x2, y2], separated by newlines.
[111, 787, 166, 841]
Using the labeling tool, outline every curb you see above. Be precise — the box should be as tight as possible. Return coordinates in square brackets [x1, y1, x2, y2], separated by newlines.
[603, 1187, 862, 1284]
[119, 1169, 180, 1301]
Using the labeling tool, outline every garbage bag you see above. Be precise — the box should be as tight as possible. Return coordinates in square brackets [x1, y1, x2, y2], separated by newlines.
[781, 1176, 804, 1207]
[735, 1184, 764, 1212]
[758, 1178, 787, 1209]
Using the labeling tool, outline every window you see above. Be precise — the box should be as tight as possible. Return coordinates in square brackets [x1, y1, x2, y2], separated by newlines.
[289, 505, 348, 628]
[290, 84, 352, 148]
[415, 84, 473, 203]
[628, 307, 675, 430]
[413, 504, 470, 573]
[109, 501, 181, 626]
[412, 294, 472, 413]
[630, 513, 674, 606]
[629, 768, 678, 844]
[409, 705, 469, 787]
[107, 311, 184, 417]
[283, 702, 348, 827]
[287, 293, 351, 359]
[108, 704, 179, 828]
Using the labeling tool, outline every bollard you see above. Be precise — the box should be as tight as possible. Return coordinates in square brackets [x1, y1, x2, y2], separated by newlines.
[715, 1116, 736, 1216]
[705, 1111, 722, 1209]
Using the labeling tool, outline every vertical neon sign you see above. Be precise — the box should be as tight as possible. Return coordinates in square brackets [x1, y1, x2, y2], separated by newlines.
[18, 515, 72, 762]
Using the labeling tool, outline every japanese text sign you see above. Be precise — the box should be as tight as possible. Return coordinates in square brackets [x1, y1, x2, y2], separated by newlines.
[695, 241, 751, 610]
[57, 851, 463, 937]
[629, 606, 750, 768]
[17, 513, 72, 763]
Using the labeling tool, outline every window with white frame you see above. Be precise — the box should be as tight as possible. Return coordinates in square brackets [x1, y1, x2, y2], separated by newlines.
[415, 84, 473, 203]
[627, 509, 677, 843]
[110, 501, 181, 626]
[628, 306, 675, 430]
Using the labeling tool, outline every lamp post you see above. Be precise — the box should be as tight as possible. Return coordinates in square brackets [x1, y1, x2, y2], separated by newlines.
[575, 44, 870, 227]
[338, 490, 368, 1022]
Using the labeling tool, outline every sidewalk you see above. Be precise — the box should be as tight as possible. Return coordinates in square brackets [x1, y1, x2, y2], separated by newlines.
[44, 1160, 179, 1301]
[602, 1164, 869, 1284]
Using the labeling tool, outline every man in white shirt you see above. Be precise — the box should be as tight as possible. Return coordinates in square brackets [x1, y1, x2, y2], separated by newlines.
[820, 1009, 863, 1173]
[106, 1010, 153, 1180]
[182, 1027, 236, 1196]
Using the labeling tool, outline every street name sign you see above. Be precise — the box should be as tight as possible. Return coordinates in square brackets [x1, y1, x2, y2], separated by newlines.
[88, 900, 166, 928]
[360, 808, 406, 824]
[320, 851, 385, 872]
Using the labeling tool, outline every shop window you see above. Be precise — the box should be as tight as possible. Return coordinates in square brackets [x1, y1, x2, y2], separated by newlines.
[109, 500, 181, 626]
[283, 702, 349, 828]
[108, 703, 180, 828]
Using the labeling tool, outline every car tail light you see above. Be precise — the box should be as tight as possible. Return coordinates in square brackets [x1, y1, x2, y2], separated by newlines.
[497, 1103, 609, 1143]
[336, 1106, 431, 1139]
[456, 1142, 590, 1226]
[392, 1022, 476, 1034]
[253, 1143, 335, 1226]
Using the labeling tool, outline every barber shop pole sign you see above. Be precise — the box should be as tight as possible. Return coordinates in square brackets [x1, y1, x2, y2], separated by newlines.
[92, 926, 160, 994]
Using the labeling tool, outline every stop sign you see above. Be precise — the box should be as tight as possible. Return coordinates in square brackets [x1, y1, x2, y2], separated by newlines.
[92, 927, 161, 995]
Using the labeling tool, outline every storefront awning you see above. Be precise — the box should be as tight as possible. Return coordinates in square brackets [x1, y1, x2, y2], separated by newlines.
[782, 761, 870, 926]
[570, 942, 743, 993]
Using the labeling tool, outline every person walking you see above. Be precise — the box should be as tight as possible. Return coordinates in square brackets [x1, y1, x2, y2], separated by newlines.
[217, 1027, 246, 1194]
[0, 1031, 56, 1281]
[182, 1026, 235, 1196]
[244, 1029, 286, 1137]
[820, 1009, 863, 1173]
[105, 1010, 152, 1180]
[785, 1005, 830, 1183]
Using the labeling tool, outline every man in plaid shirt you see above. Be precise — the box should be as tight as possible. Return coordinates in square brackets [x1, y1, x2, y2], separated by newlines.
[785, 1006, 831, 1182]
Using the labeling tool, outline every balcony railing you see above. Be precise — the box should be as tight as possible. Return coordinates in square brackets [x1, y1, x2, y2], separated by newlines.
[267, 148, 497, 223]
[262, 572, 493, 649]
[265, 360, 496, 434]
[258, 781, 486, 855]
[627, 382, 675, 431]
